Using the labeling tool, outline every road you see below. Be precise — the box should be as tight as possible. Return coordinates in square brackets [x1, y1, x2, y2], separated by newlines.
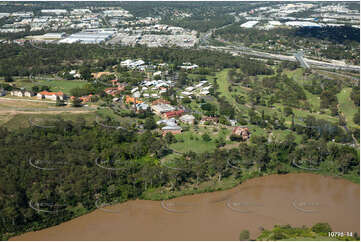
[199, 45, 360, 71]
[0, 97, 56, 104]
[197, 20, 359, 72]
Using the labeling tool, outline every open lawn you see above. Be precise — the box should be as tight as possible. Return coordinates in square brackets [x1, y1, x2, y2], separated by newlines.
[337, 87, 359, 128]
[0, 78, 87, 95]
[170, 130, 217, 153]
[0, 111, 97, 130]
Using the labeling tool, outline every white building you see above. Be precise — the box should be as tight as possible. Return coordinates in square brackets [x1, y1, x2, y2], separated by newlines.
[179, 114, 195, 125]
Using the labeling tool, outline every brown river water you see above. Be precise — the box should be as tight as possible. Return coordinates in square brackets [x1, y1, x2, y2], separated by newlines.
[11, 173, 360, 241]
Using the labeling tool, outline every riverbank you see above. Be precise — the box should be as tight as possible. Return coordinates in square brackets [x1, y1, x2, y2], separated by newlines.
[141, 167, 359, 201]
[9, 172, 360, 241]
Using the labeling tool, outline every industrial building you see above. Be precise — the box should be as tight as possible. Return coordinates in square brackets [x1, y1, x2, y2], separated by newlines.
[59, 29, 115, 44]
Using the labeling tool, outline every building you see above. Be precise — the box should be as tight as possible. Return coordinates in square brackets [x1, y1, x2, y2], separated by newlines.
[232, 126, 250, 141]
[179, 114, 195, 125]
[10, 90, 34, 97]
[162, 110, 184, 119]
[125, 95, 143, 104]
[70, 94, 93, 103]
[162, 125, 182, 136]
[10, 90, 24, 97]
[59, 30, 115, 44]
[151, 104, 175, 115]
[152, 98, 170, 105]
[229, 119, 237, 126]
[37, 91, 64, 101]
[157, 118, 178, 127]
[136, 103, 149, 111]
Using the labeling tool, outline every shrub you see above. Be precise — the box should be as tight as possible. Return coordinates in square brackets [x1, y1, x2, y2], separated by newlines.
[311, 223, 332, 234]
[202, 133, 211, 142]
[239, 230, 250, 240]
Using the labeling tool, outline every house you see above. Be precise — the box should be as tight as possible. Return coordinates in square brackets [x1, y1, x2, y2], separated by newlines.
[229, 119, 237, 126]
[162, 125, 182, 136]
[162, 110, 184, 119]
[232, 126, 250, 141]
[10, 90, 34, 97]
[185, 87, 195, 92]
[10, 90, 25, 97]
[200, 116, 219, 125]
[131, 87, 139, 93]
[23, 91, 34, 97]
[153, 71, 162, 76]
[151, 104, 175, 115]
[181, 91, 192, 96]
[152, 98, 170, 105]
[199, 90, 210, 96]
[104, 87, 121, 97]
[37, 91, 65, 101]
[125, 95, 143, 104]
[136, 103, 149, 111]
[132, 91, 140, 98]
[179, 64, 199, 70]
[70, 94, 93, 103]
[157, 118, 177, 127]
[179, 114, 195, 125]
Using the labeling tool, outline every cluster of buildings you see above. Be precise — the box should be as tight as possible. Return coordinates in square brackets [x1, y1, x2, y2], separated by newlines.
[6, 89, 66, 101]
[108, 24, 198, 48]
[239, 2, 360, 30]
[179, 80, 212, 99]
[1, 5, 200, 47]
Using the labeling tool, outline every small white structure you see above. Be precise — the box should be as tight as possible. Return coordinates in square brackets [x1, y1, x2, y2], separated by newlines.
[179, 114, 195, 125]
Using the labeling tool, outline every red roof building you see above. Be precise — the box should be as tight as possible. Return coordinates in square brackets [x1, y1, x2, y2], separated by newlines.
[37, 91, 65, 100]
[162, 110, 184, 119]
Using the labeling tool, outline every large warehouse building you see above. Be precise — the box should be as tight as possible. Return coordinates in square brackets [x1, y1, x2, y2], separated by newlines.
[59, 29, 116, 44]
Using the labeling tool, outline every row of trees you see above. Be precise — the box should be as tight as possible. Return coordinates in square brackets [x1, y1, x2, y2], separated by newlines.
[0, 43, 247, 78]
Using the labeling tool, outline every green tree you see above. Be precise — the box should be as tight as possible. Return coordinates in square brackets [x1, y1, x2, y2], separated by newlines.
[311, 223, 332, 234]
[283, 107, 293, 117]
[239, 230, 250, 240]
[202, 133, 211, 142]
[353, 111, 360, 124]
[4, 75, 14, 82]
[80, 67, 92, 80]
[144, 116, 156, 130]
[165, 132, 176, 144]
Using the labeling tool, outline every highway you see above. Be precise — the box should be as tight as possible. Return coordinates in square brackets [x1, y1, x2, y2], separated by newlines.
[199, 45, 360, 72]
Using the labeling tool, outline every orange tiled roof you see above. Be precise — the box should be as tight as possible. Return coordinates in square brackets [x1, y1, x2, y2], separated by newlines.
[164, 110, 184, 118]
[125, 95, 143, 104]
[38, 91, 64, 96]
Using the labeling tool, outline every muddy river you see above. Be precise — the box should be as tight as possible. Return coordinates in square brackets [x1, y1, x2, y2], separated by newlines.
[11, 173, 360, 241]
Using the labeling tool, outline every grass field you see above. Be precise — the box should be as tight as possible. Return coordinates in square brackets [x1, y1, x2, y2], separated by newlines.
[337, 88, 359, 128]
[0, 112, 97, 130]
[0, 78, 87, 95]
